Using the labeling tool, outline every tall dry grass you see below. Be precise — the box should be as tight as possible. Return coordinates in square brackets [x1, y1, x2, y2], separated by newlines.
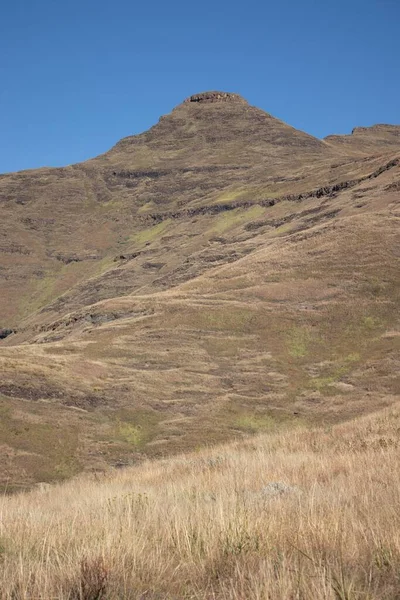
[1, 403, 400, 599]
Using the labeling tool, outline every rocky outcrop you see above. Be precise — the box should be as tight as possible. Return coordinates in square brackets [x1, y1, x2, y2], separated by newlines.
[110, 165, 249, 181]
[0, 328, 14, 340]
[184, 91, 246, 104]
[134, 156, 399, 226]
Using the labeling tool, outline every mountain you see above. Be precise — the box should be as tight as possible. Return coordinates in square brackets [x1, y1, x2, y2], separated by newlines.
[0, 91, 399, 491]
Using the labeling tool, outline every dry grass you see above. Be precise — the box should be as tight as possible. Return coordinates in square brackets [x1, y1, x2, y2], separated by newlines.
[1, 404, 400, 599]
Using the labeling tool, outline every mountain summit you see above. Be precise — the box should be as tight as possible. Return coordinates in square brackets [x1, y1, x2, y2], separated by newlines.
[0, 94, 399, 489]
[183, 91, 247, 104]
[100, 90, 335, 172]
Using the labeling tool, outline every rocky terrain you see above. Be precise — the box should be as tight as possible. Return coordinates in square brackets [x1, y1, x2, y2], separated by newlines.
[0, 91, 399, 491]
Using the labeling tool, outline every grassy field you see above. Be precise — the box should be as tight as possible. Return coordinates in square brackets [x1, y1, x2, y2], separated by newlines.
[1, 403, 400, 599]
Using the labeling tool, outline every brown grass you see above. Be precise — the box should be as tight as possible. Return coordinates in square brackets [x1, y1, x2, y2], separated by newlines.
[1, 403, 400, 599]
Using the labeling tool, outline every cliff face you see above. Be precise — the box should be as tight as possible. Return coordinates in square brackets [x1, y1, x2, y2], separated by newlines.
[0, 92, 399, 490]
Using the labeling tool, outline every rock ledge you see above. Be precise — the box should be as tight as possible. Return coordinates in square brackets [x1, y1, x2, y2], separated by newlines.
[184, 91, 246, 104]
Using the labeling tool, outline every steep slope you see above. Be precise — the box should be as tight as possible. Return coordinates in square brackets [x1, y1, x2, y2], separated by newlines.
[0, 92, 399, 491]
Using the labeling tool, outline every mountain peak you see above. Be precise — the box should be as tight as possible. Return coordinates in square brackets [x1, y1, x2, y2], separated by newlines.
[104, 91, 334, 170]
[182, 91, 247, 105]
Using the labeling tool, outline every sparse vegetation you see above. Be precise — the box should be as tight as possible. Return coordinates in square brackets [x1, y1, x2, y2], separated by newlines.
[232, 412, 285, 433]
[210, 205, 265, 234]
[0, 398, 80, 485]
[286, 325, 312, 358]
[115, 421, 142, 446]
[130, 219, 172, 245]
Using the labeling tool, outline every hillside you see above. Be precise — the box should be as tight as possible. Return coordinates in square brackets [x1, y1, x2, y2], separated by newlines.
[1, 403, 400, 599]
[325, 124, 400, 155]
[0, 91, 399, 490]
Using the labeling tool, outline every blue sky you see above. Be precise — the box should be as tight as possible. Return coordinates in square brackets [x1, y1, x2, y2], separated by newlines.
[0, 0, 399, 173]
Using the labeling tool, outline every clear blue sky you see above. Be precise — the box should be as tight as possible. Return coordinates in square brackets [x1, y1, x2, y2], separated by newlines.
[0, 0, 399, 173]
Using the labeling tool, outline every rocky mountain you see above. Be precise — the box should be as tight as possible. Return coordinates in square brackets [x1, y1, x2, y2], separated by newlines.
[0, 91, 399, 491]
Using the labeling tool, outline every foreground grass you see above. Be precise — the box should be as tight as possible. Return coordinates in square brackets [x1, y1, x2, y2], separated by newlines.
[1, 404, 400, 599]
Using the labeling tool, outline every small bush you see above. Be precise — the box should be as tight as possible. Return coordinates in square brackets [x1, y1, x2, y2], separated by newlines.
[69, 557, 109, 600]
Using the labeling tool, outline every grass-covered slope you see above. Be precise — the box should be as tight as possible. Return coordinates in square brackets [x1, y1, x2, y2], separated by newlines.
[0, 157, 399, 489]
[1, 403, 400, 599]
